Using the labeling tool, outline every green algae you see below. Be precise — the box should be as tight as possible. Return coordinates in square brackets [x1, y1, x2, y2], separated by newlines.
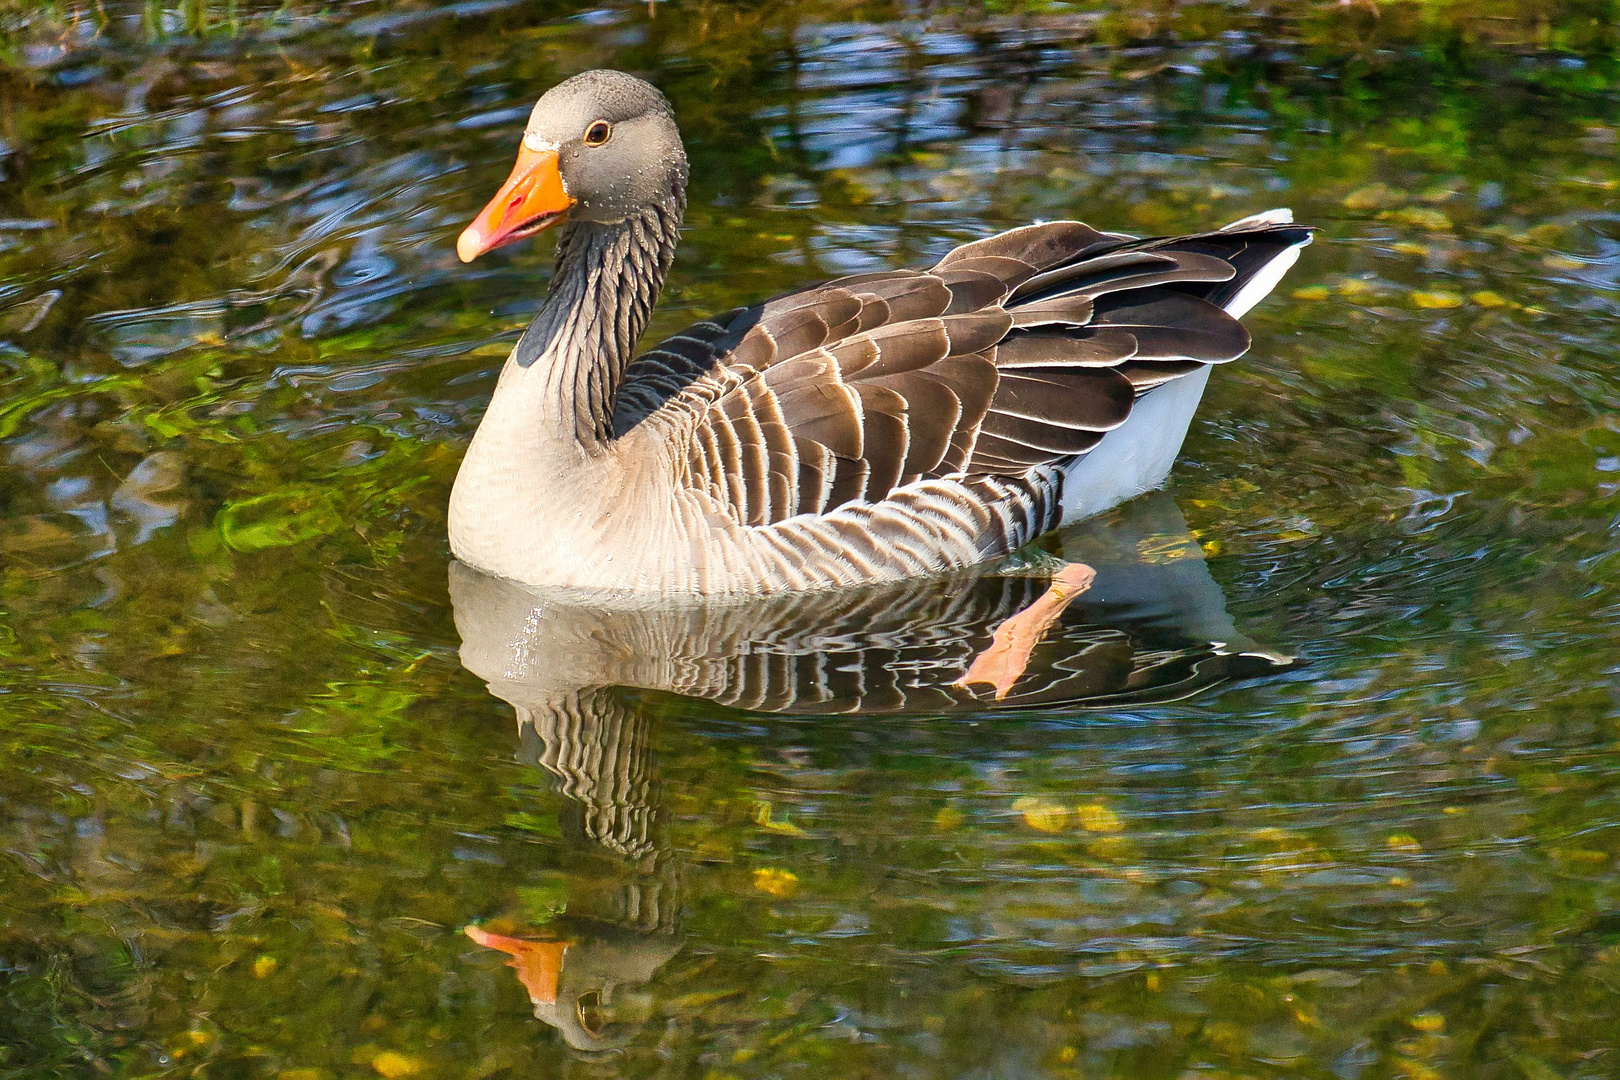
[1, 1, 1619, 1078]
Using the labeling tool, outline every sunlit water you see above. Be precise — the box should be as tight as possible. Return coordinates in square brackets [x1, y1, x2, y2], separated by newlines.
[3, 1, 1619, 1077]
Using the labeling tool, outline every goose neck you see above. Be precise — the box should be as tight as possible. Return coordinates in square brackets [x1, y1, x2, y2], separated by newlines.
[517, 201, 683, 449]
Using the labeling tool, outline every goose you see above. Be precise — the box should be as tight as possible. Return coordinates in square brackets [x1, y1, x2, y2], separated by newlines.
[450, 70, 1310, 689]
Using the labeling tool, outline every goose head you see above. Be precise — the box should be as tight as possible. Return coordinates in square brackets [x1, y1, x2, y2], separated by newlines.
[456, 70, 688, 263]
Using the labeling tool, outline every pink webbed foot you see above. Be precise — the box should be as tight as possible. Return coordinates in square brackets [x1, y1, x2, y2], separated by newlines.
[954, 563, 1097, 700]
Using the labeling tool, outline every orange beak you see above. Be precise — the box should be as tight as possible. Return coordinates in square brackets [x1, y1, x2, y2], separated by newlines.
[465, 925, 570, 1004]
[457, 145, 575, 263]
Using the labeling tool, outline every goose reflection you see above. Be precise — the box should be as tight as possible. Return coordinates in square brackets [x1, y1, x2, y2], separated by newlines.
[452, 492, 1289, 1051]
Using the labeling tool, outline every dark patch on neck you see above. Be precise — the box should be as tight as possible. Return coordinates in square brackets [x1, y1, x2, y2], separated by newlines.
[609, 304, 760, 438]
[513, 306, 565, 370]
[514, 203, 685, 443]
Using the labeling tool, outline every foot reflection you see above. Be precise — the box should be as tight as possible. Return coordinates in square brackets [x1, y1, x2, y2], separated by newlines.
[452, 492, 1290, 1049]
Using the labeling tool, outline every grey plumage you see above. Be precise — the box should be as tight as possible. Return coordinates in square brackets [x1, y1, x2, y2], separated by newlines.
[449, 71, 1312, 595]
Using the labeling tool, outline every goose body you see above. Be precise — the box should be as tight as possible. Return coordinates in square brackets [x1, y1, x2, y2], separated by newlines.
[450, 70, 1311, 596]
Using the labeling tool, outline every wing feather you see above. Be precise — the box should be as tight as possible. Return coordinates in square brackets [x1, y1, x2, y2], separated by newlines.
[994, 330, 1138, 369]
[988, 370, 1135, 431]
[1091, 288, 1249, 362]
[776, 381, 863, 460]
[636, 218, 1309, 531]
[1010, 250, 1235, 304]
[852, 383, 909, 498]
[865, 372, 964, 479]
[935, 221, 1127, 271]
[853, 321, 952, 380]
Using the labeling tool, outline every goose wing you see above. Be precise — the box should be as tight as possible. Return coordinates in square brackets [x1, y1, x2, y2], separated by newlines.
[613, 218, 1310, 527]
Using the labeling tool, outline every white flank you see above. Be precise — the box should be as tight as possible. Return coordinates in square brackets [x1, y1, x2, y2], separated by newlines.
[1059, 364, 1212, 523]
[1058, 212, 1308, 523]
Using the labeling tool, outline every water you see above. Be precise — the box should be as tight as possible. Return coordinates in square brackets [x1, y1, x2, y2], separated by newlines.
[2, 1, 1619, 1076]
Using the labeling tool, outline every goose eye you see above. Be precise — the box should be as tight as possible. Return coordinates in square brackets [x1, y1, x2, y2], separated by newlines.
[583, 121, 612, 147]
[576, 991, 606, 1036]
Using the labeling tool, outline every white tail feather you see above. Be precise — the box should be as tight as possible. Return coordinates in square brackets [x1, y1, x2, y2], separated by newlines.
[1057, 213, 1307, 522]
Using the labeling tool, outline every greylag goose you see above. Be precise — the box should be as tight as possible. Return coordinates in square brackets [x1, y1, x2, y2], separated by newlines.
[451, 69, 1311, 601]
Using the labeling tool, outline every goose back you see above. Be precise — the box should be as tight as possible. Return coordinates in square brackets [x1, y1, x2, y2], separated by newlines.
[614, 218, 1310, 532]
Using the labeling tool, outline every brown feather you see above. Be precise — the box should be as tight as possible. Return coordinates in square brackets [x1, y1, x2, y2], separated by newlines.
[751, 384, 798, 519]
[1090, 288, 1249, 362]
[727, 326, 777, 372]
[1010, 250, 1235, 304]
[776, 382, 863, 459]
[855, 321, 952, 380]
[1117, 359, 1206, 391]
[692, 421, 724, 500]
[765, 308, 831, 362]
[794, 438, 833, 515]
[1140, 225, 1314, 310]
[990, 369, 1135, 431]
[938, 269, 1010, 314]
[853, 383, 910, 499]
[936, 221, 1126, 272]
[1009, 294, 1095, 329]
[853, 275, 953, 322]
[965, 431, 1052, 472]
[768, 468, 794, 521]
[940, 311, 1014, 355]
[729, 408, 770, 526]
[926, 354, 1000, 408]
[760, 351, 839, 392]
[980, 411, 1110, 454]
[825, 455, 870, 510]
[942, 425, 979, 475]
[865, 371, 964, 477]
[936, 255, 1039, 290]
[760, 288, 862, 324]
[826, 334, 882, 376]
[994, 330, 1138, 369]
[710, 413, 747, 517]
[854, 295, 892, 333]
[825, 269, 924, 289]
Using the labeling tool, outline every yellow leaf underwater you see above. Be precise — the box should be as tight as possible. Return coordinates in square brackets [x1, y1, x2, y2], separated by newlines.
[1077, 804, 1124, 833]
[752, 868, 800, 897]
[1408, 291, 1464, 310]
[370, 1051, 424, 1079]
[1012, 796, 1069, 833]
[752, 800, 810, 837]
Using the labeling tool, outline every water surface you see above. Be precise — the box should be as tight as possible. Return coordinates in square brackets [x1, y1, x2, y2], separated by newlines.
[3, 1, 1620, 1077]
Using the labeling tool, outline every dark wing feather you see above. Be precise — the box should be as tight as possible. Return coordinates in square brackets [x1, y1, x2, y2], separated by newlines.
[995, 329, 1138, 369]
[1089, 289, 1249, 362]
[935, 221, 1128, 271]
[989, 370, 1135, 430]
[1009, 250, 1235, 305]
[937, 269, 1011, 314]
[622, 218, 1308, 526]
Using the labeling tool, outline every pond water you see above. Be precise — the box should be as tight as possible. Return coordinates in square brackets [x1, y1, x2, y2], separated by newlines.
[3, 1, 1620, 1077]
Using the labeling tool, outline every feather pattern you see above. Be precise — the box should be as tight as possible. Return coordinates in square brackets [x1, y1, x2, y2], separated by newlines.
[643, 219, 1308, 529]
[453, 204, 1310, 595]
